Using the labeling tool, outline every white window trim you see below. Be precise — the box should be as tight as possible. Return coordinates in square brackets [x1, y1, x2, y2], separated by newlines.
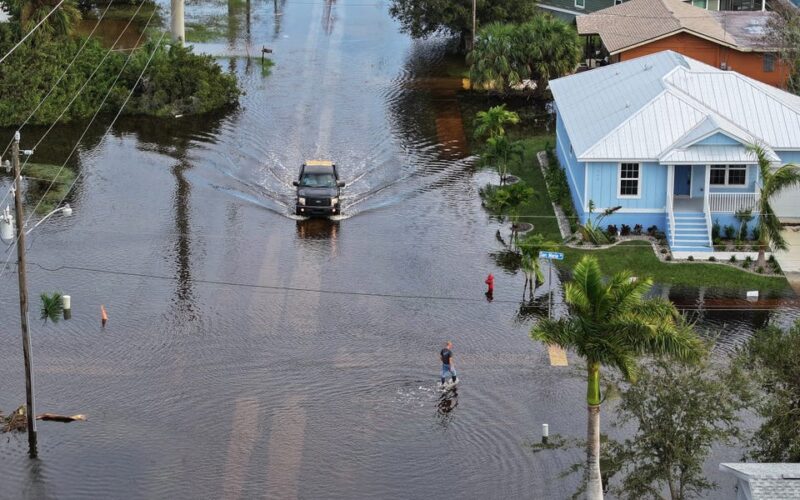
[575, 0, 585, 9]
[709, 165, 749, 188]
[618, 162, 641, 199]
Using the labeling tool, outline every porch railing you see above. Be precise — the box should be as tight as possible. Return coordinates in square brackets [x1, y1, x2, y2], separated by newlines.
[667, 192, 675, 248]
[708, 193, 758, 213]
[704, 195, 713, 248]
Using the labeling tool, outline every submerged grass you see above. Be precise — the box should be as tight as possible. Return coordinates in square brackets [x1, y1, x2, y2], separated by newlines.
[22, 163, 77, 214]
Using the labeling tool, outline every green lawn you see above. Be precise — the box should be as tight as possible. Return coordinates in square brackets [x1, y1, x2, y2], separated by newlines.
[563, 242, 790, 291]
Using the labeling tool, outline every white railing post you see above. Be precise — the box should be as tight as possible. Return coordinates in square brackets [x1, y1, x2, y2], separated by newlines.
[666, 165, 675, 248]
[704, 167, 712, 247]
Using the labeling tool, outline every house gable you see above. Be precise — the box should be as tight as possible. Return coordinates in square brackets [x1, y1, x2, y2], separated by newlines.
[693, 132, 744, 147]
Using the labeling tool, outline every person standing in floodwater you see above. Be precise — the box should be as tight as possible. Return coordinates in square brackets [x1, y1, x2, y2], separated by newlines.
[440, 341, 457, 386]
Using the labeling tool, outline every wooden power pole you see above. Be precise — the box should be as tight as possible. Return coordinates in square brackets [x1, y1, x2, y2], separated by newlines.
[12, 131, 38, 458]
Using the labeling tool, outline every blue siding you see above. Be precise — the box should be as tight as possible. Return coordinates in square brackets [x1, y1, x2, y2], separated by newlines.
[586, 162, 667, 210]
[708, 165, 758, 193]
[694, 133, 742, 147]
[776, 151, 800, 164]
[556, 111, 586, 217]
[711, 214, 758, 240]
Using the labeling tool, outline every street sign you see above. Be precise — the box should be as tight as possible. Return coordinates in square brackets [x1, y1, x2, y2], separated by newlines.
[539, 251, 564, 260]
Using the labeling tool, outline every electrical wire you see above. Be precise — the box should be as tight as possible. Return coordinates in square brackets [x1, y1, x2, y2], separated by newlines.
[0, 0, 118, 167]
[0, 19, 165, 280]
[22, 261, 800, 312]
[0, 0, 148, 210]
[0, 0, 66, 65]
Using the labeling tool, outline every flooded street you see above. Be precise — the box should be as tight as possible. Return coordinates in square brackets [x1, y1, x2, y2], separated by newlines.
[1, 1, 799, 498]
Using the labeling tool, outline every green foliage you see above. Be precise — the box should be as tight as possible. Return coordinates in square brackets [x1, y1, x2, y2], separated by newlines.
[711, 219, 721, 240]
[766, 0, 800, 94]
[40, 292, 63, 323]
[737, 321, 800, 462]
[0, 34, 240, 127]
[480, 180, 535, 216]
[22, 163, 77, 214]
[481, 135, 524, 183]
[467, 16, 580, 94]
[734, 209, 754, 241]
[723, 224, 735, 240]
[5, 0, 82, 43]
[605, 357, 747, 500]
[388, 0, 538, 46]
[473, 104, 519, 140]
[544, 144, 578, 232]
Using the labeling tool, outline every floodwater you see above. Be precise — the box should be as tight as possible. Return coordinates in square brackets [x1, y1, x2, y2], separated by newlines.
[0, 1, 798, 498]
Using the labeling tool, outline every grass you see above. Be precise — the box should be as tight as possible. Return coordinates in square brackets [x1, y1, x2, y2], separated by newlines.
[185, 22, 226, 43]
[563, 241, 790, 291]
[22, 163, 77, 214]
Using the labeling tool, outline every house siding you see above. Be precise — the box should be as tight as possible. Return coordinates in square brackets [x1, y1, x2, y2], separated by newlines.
[556, 111, 587, 216]
[694, 133, 741, 146]
[586, 161, 667, 210]
[618, 32, 789, 89]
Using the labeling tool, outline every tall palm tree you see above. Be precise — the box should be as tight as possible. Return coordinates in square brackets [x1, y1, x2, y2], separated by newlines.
[517, 15, 581, 96]
[473, 104, 519, 141]
[530, 256, 703, 500]
[750, 144, 800, 269]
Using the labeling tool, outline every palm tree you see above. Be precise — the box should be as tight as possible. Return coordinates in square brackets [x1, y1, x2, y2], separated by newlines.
[467, 22, 522, 93]
[519, 233, 558, 300]
[483, 134, 523, 185]
[8, 0, 81, 41]
[517, 15, 581, 96]
[473, 104, 520, 141]
[530, 256, 703, 500]
[751, 144, 800, 269]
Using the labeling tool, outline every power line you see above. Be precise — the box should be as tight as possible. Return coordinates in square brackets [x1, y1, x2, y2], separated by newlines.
[22, 261, 800, 312]
[0, 0, 118, 166]
[0, 15, 163, 280]
[0, 0, 148, 210]
[0, 0, 66, 65]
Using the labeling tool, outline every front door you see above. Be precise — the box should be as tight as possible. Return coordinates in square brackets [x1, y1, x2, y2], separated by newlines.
[674, 165, 691, 197]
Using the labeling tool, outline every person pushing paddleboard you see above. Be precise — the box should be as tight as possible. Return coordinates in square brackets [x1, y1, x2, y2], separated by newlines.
[440, 341, 458, 388]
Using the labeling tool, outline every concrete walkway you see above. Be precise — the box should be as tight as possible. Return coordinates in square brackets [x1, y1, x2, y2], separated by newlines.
[774, 227, 800, 295]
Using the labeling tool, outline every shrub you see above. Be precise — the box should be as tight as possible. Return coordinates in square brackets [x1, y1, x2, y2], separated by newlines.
[768, 254, 776, 263]
[757, 266, 764, 274]
[620, 224, 631, 236]
[543, 151, 579, 232]
[654, 231, 667, 241]
[742, 261, 750, 269]
[713, 237, 722, 247]
[606, 224, 618, 236]
[709, 256, 716, 262]
[751, 226, 760, 242]
[745, 256, 753, 264]
[647, 225, 658, 237]
[724, 225, 736, 240]
[660, 248, 668, 254]
[665, 255, 672, 261]
[730, 255, 737, 263]
[712, 219, 721, 240]
[687, 255, 694, 261]
[633, 224, 643, 236]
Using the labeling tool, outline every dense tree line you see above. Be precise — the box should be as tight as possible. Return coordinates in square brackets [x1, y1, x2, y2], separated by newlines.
[0, 0, 240, 127]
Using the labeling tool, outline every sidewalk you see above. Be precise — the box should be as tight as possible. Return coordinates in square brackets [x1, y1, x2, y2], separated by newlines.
[774, 227, 800, 295]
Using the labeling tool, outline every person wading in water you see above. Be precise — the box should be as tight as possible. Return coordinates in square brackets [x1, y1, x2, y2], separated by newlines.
[440, 341, 457, 386]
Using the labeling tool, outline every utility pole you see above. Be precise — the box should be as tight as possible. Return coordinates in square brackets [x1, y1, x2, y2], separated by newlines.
[171, 0, 185, 44]
[12, 131, 38, 458]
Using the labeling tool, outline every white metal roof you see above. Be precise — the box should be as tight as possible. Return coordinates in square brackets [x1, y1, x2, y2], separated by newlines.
[550, 51, 800, 163]
[720, 463, 800, 500]
[659, 145, 776, 164]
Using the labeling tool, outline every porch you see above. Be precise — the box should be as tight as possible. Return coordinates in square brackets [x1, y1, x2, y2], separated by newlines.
[665, 164, 760, 252]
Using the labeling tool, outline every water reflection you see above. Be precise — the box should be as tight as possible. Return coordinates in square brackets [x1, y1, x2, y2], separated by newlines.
[436, 389, 458, 429]
[322, 0, 336, 35]
[295, 218, 340, 240]
[171, 160, 195, 315]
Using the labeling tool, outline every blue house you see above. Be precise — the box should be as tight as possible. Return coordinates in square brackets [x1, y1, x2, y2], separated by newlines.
[550, 50, 800, 252]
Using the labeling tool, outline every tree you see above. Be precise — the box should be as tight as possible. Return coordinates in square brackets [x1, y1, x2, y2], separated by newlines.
[518, 233, 558, 300]
[737, 321, 800, 462]
[765, 0, 800, 94]
[467, 16, 580, 94]
[467, 23, 522, 91]
[388, 0, 538, 50]
[606, 357, 747, 500]
[482, 135, 523, 185]
[516, 16, 581, 96]
[6, 0, 81, 42]
[530, 256, 703, 500]
[750, 144, 800, 268]
[473, 104, 519, 141]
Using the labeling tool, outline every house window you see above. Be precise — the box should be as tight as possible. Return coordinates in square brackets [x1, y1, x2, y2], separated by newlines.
[619, 163, 640, 197]
[710, 165, 747, 186]
[763, 53, 775, 73]
[614, 0, 624, 4]
[692, 0, 708, 8]
[575, 0, 585, 9]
